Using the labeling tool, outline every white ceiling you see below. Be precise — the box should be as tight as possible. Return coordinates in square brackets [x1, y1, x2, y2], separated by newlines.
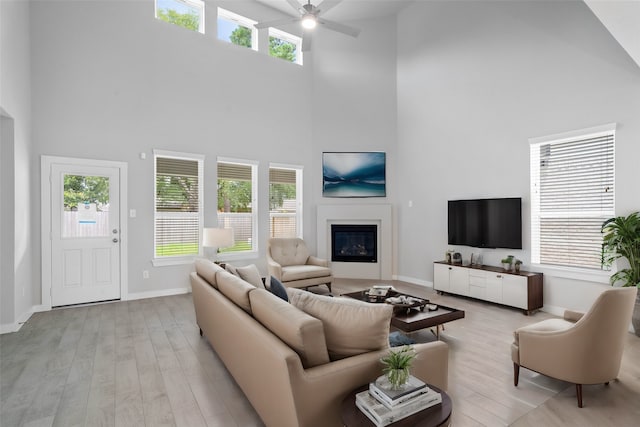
[254, 1, 640, 69]
[254, 0, 412, 21]
[585, 0, 640, 69]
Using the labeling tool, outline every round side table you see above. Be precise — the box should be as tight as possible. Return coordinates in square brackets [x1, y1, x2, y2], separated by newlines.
[340, 384, 452, 427]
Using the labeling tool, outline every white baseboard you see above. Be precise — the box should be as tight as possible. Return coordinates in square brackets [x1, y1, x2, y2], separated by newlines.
[541, 304, 565, 316]
[394, 275, 433, 288]
[0, 306, 38, 334]
[127, 287, 191, 301]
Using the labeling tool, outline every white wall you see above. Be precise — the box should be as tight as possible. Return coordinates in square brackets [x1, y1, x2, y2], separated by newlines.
[29, 0, 401, 299]
[0, 0, 34, 331]
[396, 0, 640, 313]
[309, 15, 398, 263]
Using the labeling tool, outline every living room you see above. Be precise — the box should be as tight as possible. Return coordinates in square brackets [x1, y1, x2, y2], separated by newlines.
[2, 0, 640, 425]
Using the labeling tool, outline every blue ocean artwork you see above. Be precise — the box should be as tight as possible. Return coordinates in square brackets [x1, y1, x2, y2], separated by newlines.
[322, 152, 386, 197]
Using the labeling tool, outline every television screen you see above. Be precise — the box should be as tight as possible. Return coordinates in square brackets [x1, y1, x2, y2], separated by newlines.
[448, 198, 522, 249]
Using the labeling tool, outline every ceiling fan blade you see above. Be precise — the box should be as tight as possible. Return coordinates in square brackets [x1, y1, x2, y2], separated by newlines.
[285, 0, 303, 14]
[317, 18, 360, 38]
[316, 0, 343, 16]
[302, 32, 313, 51]
[254, 17, 300, 29]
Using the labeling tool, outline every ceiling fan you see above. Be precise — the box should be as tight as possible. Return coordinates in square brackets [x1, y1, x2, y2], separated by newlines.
[255, 0, 360, 50]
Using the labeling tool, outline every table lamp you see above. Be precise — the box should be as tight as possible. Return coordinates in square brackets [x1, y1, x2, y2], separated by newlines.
[202, 227, 234, 262]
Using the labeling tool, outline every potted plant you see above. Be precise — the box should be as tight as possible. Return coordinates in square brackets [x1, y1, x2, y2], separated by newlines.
[501, 255, 514, 271]
[601, 212, 640, 336]
[380, 346, 416, 390]
[514, 259, 522, 273]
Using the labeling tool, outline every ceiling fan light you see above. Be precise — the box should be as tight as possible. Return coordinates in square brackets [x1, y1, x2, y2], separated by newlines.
[301, 14, 317, 29]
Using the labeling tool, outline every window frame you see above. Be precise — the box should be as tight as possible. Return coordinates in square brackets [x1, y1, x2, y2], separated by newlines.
[155, 0, 205, 34]
[216, 157, 259, 260]
[529, 123, 616, 279]
[268, 27, 303, 65]
[217, 7, 258, 51]
[152, 149, 205, 267]
[269, 163, 303, 239]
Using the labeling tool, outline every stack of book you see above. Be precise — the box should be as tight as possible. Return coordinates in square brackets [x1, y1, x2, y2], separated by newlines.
[355, 375, 442, 427]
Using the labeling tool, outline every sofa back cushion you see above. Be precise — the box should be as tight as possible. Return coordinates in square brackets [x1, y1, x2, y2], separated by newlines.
[269, 238, 309, 267]
[216, 270, 255, 314]
[195, 259, 224, 289]
[287, 288, 392, 360]
[250, 289, 330, 368]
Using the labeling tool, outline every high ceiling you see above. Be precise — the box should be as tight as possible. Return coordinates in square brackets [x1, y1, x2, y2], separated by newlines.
[254, 0, 412, 21]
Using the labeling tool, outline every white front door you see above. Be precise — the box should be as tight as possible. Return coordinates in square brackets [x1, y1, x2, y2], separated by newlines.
[49, 163, 121, 306]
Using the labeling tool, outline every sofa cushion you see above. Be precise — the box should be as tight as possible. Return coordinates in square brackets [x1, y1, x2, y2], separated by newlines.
[287, 288, 393, 360]
[195, 259, 224, 289]
[268, 276, 288, 301]
[281, 265, 332, 282]
[216, 270, 255, 314]
[250, 289, 330, 368]
[236, 264, 266, 289]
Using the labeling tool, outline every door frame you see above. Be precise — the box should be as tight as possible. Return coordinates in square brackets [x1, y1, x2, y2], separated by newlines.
[41, 155, 128, 309]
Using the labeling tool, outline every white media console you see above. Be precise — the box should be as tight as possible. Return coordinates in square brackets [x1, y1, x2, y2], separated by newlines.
[433, 261, 543, 315]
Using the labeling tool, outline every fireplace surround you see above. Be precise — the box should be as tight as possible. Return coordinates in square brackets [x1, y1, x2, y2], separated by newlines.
[317, 204, 392, 280]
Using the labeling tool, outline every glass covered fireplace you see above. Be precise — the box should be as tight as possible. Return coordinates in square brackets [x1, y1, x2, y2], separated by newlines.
[331, 224, 377, 263]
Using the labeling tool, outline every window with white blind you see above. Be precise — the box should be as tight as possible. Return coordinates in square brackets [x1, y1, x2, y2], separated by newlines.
[217, 158, 258, 254]
[530, 124, 615, 270]
[269, 165, 302, 238]
[154, 150, 204, 263]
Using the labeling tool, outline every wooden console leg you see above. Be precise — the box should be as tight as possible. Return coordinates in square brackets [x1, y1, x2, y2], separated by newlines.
[513, 363, 520, 387]
[576, 384, 583, 408]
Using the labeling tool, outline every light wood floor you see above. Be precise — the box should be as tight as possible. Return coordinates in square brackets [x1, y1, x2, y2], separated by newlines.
[1, 279, 638, 426]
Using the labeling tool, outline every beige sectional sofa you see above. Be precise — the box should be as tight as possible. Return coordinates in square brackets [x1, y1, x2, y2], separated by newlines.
[190, 259, 449, 427]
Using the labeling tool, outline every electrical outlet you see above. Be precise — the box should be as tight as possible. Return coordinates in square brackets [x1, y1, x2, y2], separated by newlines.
[143, 270, 149, 279]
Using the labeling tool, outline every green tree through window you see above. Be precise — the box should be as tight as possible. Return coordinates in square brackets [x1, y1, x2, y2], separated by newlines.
[157, 8, 200, 32]
[230, 26, 252, 48]
[269, 37, 296, 62]
[64, 175, 109, 210]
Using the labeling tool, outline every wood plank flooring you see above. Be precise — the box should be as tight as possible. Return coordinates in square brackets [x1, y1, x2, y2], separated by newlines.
[1, 278, 638, 426]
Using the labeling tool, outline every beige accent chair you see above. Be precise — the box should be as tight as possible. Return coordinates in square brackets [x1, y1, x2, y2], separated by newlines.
[267, 238, 333, 292]
[512, 286, 637, 407]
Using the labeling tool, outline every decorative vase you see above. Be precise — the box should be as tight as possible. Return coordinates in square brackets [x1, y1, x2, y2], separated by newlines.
[502, 263, 512, 271]
[386, 368, 410, 390]
[633, 292, 640, 337]
[515, 264, 521, 273]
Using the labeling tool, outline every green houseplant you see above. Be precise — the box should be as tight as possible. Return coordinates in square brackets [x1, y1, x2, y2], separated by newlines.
[601, 211, 640, 336]
[380, 346, 416, 390]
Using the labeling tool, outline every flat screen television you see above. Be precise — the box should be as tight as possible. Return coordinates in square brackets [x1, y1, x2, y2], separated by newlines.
[448, 198, 522, 249]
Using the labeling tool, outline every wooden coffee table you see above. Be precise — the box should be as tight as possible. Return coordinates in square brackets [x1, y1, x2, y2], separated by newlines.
[342, 290, 465, 339]
[341, 384, 452, 427]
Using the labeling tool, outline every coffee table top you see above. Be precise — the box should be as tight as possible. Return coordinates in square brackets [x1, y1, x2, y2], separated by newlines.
[341, 384, 452, 427]
[342, 290, 465, 334]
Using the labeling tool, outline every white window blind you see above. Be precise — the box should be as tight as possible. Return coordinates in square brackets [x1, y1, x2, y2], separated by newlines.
[530, 124, 615, 269]
[269, 166, 302, 238]
[217, 159, 257, 253]
[154, 152, 203, 258]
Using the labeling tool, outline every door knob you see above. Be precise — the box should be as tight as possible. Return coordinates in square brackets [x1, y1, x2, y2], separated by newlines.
[113, 238, 119, 243]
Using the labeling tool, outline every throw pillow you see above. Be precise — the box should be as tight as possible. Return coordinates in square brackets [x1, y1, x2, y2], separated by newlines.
[268, 276, 289, 302]
[225, 263, 238, 276]
[236, 264, 266, 290]
[287, 288, 392, 360]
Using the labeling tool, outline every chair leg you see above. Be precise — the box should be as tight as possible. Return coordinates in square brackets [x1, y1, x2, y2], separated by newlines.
[199, 328, 203, 337]
[513, 363, 520, 387]
[326, 283, 332, 293]
[576, 384, 583, 408]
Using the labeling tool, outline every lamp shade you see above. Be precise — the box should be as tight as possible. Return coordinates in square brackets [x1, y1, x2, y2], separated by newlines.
[202, 227, 234, 249]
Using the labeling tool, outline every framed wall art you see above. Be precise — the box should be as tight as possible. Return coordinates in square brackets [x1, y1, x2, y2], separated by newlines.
[322, 152, 386, 197]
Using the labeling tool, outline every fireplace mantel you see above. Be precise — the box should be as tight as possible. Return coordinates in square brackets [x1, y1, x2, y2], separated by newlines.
[316, 204, 392, 280]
